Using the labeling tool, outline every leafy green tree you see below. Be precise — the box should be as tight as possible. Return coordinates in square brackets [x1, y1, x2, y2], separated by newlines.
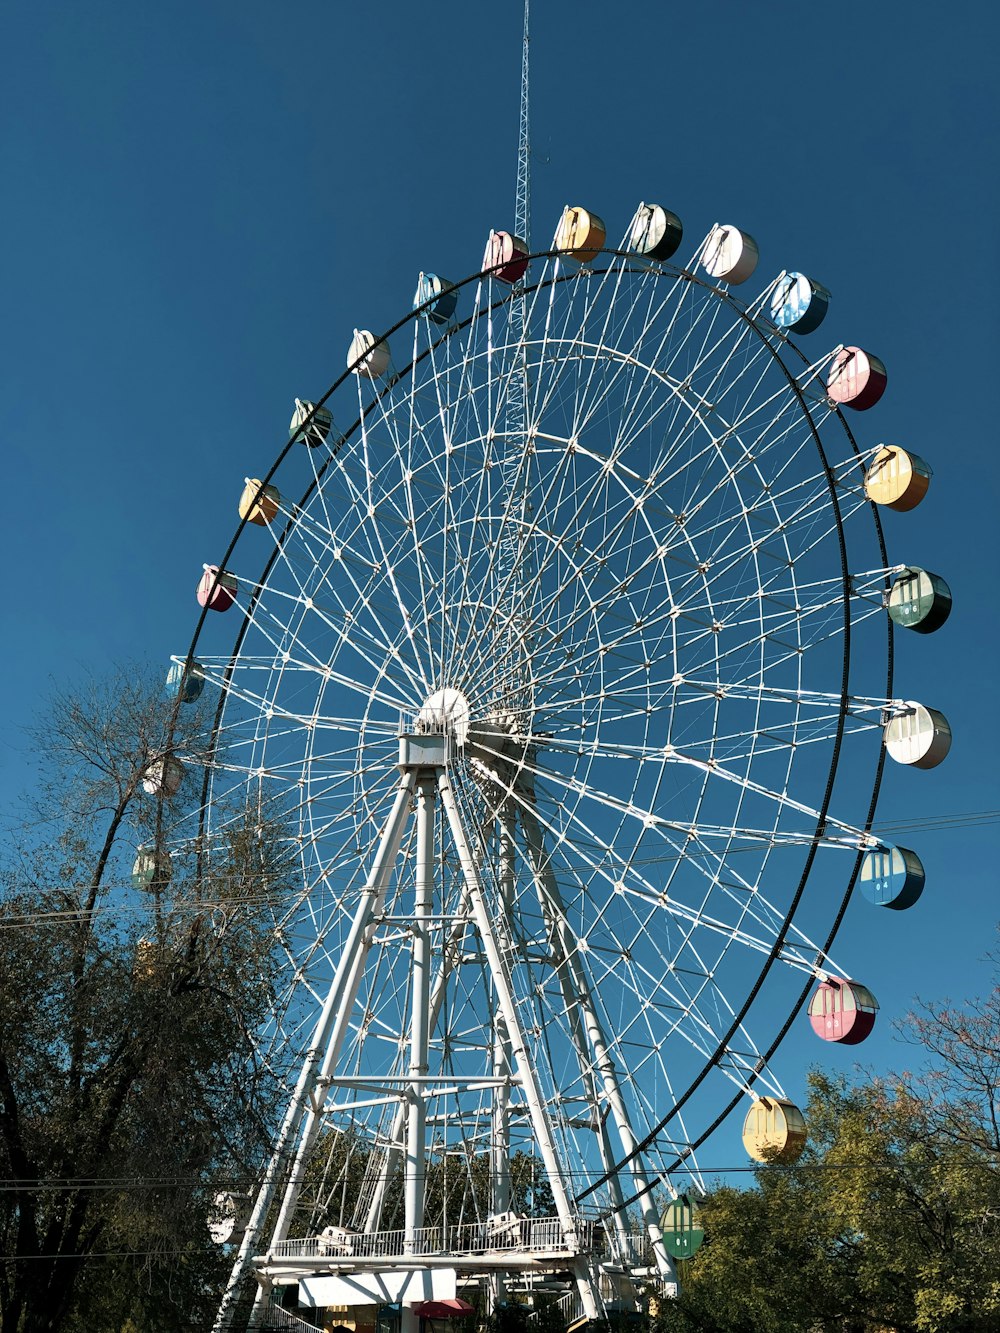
[0, 669, 294, 1332]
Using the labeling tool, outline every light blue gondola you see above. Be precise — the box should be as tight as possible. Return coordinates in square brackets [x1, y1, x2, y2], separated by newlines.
[413, 273, 458, 325]
[166, 659, 205, 703]
[860, 845, 925, 910]
[770, 272, 831, 334]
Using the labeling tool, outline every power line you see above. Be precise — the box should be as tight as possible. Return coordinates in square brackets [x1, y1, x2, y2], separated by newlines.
[1, 1151, 995, 1197]
[2, 810, 995, 933]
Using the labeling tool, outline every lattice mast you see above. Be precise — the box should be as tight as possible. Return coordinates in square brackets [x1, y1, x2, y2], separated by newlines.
[515, 0, 530, 252]
[498, 0, 534, 717]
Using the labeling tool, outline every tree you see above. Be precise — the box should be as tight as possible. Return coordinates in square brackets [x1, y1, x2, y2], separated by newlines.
[653, 952, 1000, 1333]
[898, 966, 1000, 1162]
[0, 668, 294, 1332]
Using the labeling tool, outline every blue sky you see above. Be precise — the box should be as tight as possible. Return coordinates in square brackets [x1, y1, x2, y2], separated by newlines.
[1, 0, 996, 1173]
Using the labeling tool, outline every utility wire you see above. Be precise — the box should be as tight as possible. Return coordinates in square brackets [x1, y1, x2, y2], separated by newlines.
[2, 810, 995, 932]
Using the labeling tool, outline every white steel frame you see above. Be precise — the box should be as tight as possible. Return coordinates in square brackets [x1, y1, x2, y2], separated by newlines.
[179, 227, 900, 1332]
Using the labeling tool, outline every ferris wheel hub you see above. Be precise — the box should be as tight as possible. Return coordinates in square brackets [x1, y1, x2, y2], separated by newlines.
[408, 694, 534, 793]
[417, 688, 471, 746]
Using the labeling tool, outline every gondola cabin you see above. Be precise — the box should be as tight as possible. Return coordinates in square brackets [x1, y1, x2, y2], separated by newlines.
[142, 755, 184, 798]
[770, 272, 831, 334]
[884, 703, 952, 769]
[208, 1191, 246, 1247]
[239, 479, 281, 526]
[197, 565, 237, 612]
[165, 659, 205, 702]
[826, 346, 887, 411]
[554, 205, 607, 263]
[860, 845, 925, 910]
[660, 1193, 705, 1259]
[701, 224, 759, 284]
[742, 1097, 807, 1163]
[864, 446, 932, 511]
[290, 399, 333, 448]
[131, 846, 173, 892]
[413, 273, 458, 324]
[348, 330, 390, 379]
[483, 231, 529, 284]
[629, 203, 683, 261]
[887, 567, 952, 633]
[808, 977, 878, 1045]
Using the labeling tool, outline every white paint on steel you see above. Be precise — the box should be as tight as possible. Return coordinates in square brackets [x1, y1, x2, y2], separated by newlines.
[215, 774, 417, 1332]
[437, 770, 602, 1322]
[404, 775, 435, 1252]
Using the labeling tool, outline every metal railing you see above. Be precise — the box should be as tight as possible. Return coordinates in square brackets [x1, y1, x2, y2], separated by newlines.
[269, 1215, 599, 1262]
[550, 1286, 585, 1327]
[257, 1303, 323, 1331]
[528, 1260, 641, 1327]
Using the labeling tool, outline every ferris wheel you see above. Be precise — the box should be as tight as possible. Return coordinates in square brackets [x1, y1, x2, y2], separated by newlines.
[155, 200, 951, 1328]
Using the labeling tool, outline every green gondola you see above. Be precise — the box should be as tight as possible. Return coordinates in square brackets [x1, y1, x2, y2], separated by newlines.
[660, 1192, 705, 1259]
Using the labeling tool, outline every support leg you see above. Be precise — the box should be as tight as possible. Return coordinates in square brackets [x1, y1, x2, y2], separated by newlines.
[520, 797, 675, 1285]
[214, 773, 416, 1332]
[438, 772, 600, 1321]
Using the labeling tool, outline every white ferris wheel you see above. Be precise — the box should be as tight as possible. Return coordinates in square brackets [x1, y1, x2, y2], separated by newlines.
[151, 14, 952, 1313]
[153, 192, 952, 1331]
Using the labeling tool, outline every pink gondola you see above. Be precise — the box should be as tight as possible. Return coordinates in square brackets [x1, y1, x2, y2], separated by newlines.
[808, 976, 878, 1045]
[197, 565, 237, 612]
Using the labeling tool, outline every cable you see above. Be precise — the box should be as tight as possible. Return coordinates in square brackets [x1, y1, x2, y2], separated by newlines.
[3, 808, 995, 933]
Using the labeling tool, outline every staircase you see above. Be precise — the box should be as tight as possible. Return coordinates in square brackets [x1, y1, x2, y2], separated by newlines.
[258, 1301, 322, 1332]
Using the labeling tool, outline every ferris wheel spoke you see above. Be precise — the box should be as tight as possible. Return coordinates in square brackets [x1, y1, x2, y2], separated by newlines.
[402, 367, 533, 689]
[531, 733, 871, 846]
[514, 758, 775, 992]
[331, 407, 446, 686]
[556, 266, 668, 441]
[649, 410, 814, 547]
[652, 337, 783, 483]
[509, 813, 776, 1114]
[440, 447, 566, 691]
[676, 590, 869, 670]
[241, 536, 433, 701]
[205, 754, 363, 802]
[418, 355, 520, 683]
[287, 473, 423, 611]
[499, 485, 672, 670]
[525, 761, 777, 927]
[512, 796, 714, 1223]
[616, 877, 829, 978]
[220, 618, 414, 714]
[682, 469, 851, 578]
[537, 259, 629, 386]
[524, 267, 705, 468]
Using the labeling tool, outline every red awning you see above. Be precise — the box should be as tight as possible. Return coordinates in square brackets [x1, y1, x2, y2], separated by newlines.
[413, 1299, 475, 1319]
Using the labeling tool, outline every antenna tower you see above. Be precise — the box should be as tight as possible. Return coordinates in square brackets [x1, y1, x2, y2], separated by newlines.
[515, 0, 530, 249]
[497, 0, 534, 713]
